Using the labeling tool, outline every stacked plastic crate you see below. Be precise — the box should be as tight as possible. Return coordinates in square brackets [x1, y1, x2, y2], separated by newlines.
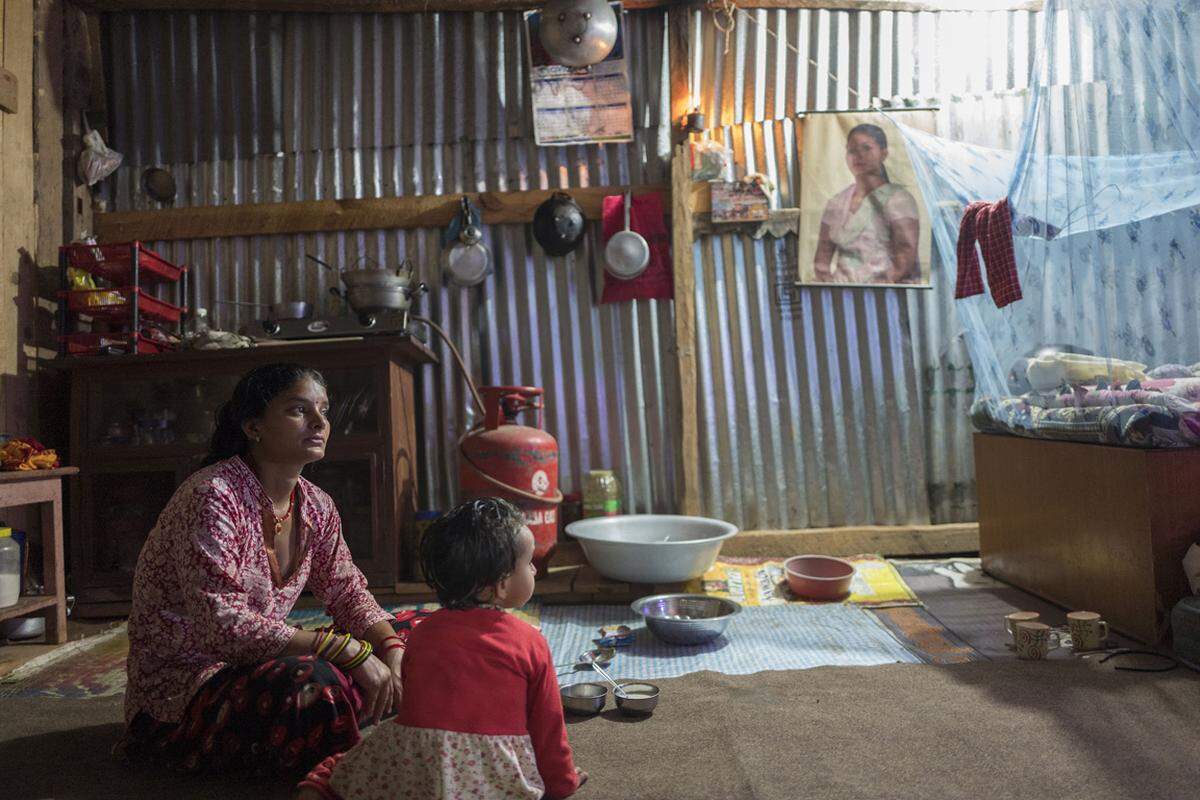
[58, 242, 188, 356]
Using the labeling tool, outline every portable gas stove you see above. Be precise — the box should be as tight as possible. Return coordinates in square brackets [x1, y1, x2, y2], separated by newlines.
[256, 311, 420, 341]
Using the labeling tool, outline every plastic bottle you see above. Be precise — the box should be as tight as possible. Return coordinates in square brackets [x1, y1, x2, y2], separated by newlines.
[583, 470, 622, 518]
[0, 527, 20, 608]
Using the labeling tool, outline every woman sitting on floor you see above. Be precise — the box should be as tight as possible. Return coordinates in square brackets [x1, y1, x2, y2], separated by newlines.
[119, 363, 428, 777]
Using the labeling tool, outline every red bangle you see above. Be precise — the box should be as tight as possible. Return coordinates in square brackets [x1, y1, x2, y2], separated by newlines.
[384, 641, 406, 653]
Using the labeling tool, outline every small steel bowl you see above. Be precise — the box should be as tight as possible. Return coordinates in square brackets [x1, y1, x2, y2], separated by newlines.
[614, 681, 660, 717]
[560, 682, 608, 716]
[631, 593, 742, 645]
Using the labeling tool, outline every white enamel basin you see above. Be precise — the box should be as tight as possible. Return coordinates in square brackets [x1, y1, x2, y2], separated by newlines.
[565, 514, 739, 583]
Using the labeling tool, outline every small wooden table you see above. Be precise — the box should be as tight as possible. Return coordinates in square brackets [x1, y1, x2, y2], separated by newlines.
[0, 467, 77, 644]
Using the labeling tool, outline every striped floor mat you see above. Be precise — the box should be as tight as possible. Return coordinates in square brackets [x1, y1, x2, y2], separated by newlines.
[544, 603, 921, 686]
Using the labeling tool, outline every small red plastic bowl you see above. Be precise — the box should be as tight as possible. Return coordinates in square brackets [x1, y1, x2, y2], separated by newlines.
[784, 555, 856, 601]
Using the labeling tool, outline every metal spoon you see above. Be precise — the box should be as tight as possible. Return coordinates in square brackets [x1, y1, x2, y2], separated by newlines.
[555, 648, 614, 672]
[580, 651, 628, 699]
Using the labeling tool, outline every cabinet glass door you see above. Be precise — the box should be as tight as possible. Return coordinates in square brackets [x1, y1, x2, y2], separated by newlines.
[304, 452, 391, 585]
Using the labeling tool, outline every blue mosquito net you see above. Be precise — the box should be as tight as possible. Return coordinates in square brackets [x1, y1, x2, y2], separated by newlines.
[898, 0, 1200, 447]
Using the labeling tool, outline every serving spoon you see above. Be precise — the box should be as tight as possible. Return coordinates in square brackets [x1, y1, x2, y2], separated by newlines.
[578, 650, 629, 699]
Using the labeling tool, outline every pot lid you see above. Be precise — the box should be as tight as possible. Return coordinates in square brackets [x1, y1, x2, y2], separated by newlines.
[539, 0, 619, 68]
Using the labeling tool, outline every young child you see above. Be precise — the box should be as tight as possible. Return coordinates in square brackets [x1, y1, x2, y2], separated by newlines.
[298, 498, 586, 800]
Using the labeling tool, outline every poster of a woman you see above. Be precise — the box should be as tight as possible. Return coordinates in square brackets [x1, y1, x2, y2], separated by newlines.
[798, 111, 936, 288]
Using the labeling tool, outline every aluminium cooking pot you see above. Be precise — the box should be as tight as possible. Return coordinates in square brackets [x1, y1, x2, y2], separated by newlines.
[307, 254, 425, 316]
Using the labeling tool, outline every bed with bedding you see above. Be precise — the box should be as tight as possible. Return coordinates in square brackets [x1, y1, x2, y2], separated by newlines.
[971, 357, 1200, 448]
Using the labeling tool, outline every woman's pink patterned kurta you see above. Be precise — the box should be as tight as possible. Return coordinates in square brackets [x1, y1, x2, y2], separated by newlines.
[125, 456, 393, 724]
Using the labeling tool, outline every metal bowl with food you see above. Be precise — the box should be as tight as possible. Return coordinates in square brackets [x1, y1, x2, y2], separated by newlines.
[614, 681, 660, 717]
[560, 682, 608, 716]
[631, 593, 742, 645]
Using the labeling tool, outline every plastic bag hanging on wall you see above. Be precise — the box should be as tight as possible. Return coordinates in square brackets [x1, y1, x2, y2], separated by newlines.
[77, 129, 123, 186]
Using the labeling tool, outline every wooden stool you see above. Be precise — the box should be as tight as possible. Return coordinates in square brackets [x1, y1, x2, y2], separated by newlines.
[0, 467, 77, 644]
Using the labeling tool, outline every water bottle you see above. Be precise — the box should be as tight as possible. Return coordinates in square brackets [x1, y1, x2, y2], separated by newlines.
[0, 527, 20, 608]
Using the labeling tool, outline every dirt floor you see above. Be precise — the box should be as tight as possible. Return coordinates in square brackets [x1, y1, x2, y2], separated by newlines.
[0, 560, 1186, 800]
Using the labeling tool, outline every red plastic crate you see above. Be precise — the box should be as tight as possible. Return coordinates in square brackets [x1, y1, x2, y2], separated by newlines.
[62, 242, 185, 285]
[60, 287, 186, 325]
[60, 332, 175, 356]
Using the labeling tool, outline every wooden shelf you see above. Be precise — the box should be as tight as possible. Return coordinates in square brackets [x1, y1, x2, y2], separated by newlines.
[0, 595, 57, 623]
[0, 467, 79, 484]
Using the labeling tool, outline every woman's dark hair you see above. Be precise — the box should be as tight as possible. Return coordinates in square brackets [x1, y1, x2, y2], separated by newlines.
[848, 123, 890, 183]
[420, 498, 526, 609]
[201, 363, 327, 467]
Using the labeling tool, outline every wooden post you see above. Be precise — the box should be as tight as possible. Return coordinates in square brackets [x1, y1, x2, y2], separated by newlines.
[39, 478, 67, 643]
[668, 7, 701, 516]
[34, 0, 65, 267]
[670, 147, 701, 517]
[668, 5, 691, 147]
[668, 7, 701, 517]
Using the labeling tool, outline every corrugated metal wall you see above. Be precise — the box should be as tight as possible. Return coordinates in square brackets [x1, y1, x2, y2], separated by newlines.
[102, 10, 678, 516]
[102, 6, 1044, 528]
[688, 7, 1040, 527]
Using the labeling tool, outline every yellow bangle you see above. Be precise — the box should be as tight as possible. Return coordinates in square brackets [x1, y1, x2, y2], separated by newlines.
[341, 639, 373, 671]
[326, 633, 352, 662]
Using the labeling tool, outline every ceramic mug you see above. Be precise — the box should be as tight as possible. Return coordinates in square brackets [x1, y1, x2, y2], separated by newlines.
[1067, 611, 1109, 651]
[1014, 621, 1061, 660]
[1004, 611, 1041, 639]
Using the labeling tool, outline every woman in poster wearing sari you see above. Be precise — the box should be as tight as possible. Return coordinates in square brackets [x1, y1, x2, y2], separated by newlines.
[812, 123, 921, 285]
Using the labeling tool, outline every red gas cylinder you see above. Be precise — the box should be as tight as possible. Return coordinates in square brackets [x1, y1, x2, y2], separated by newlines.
[459, 386, 563, 575]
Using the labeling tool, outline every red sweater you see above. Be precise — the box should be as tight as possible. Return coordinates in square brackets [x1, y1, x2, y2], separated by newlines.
[398, 607, 579, 797]
[301, 607, 580, 799]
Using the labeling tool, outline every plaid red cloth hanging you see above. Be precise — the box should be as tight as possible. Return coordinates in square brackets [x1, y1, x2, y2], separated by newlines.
[955, 198, 1022, 308]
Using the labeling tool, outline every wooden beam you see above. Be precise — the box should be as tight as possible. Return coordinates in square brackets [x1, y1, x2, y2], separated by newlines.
[82, 0, 679, 12]
[670, 143, 701, 517]
[723, 523, 980, 559]
[0, 66, 16, 114]
[80, 0, 1043, 12]
[94, 184, 669, 243]
[34, 0, 66, 266]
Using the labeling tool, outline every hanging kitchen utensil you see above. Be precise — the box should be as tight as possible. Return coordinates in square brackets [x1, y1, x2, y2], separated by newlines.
[604, 191, 650, 279]
[533, 191, 586, 257]
[539, 0, 619, 68]
[141, 167, 177, 203]
[443, 196, 492, 287]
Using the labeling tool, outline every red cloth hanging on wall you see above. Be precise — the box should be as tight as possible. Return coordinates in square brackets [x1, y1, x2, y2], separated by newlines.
[600, 192, 674, 304]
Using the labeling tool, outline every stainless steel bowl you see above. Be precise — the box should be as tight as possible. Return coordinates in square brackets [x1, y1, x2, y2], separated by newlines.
[1, 616, 45, 640]
[632, 593, 742, 645]
[614, 681, 660, 716]
[560, 682, 608, 715]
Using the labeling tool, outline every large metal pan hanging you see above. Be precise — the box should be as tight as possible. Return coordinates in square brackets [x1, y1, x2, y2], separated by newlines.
[604, 190, 650, 279]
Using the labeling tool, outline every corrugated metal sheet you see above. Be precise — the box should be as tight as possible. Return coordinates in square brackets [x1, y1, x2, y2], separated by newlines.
[103, 10, 676, 514]
[102, 6, 1061, 529]
[690, 7, 1041, 526]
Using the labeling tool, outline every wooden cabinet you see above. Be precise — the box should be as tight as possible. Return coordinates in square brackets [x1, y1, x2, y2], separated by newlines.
[975, 433, 1200, 644]
[60, 338, 435, 616]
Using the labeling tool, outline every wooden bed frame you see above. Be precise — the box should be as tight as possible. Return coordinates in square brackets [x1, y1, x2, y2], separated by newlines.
[975, 433, 1200, 643]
